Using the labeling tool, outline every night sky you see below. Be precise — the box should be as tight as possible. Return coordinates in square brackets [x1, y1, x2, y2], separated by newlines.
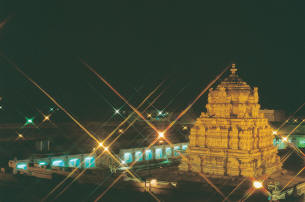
[0, 1, 304, 123]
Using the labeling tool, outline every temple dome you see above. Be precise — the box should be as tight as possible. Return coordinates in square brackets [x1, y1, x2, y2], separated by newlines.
[217, 64, 251, 90]
[207, 64, 259, 110]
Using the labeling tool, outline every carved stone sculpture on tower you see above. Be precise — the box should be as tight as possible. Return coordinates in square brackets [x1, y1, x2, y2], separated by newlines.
[179, 64, 282, 177]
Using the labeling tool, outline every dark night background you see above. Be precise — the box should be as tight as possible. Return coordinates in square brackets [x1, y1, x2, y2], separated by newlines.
[0, 1, 304, 123]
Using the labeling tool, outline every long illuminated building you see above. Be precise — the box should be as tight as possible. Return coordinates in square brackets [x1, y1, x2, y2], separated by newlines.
[9, 132, 305, 176]
[9, 142, 188, 174]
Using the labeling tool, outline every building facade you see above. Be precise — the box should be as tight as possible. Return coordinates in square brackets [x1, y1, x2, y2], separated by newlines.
[119, 142, 188, 164]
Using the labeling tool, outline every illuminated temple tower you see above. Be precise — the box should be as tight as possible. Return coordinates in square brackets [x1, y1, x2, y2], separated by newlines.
[179, 65, 281, 177]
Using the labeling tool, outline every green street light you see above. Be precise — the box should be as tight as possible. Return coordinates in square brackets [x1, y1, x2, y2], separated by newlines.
[25, 117, 34, 125]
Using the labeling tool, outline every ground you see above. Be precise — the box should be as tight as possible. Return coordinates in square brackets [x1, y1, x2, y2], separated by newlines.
[0, 174, 268, 202]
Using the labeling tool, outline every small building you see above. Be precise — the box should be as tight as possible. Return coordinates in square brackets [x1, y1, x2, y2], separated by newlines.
[260, 109, 286, 122]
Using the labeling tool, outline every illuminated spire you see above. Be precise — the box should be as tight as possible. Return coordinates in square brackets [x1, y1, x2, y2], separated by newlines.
[230, 63, 237, 74]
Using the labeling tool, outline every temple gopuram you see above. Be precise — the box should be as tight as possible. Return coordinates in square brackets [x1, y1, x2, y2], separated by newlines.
[179, 64, 282, 177]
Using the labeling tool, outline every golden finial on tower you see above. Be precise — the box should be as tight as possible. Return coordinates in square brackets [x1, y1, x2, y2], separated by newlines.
[230, 63, 237, 74]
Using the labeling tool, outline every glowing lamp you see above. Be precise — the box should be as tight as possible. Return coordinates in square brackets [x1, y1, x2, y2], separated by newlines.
[44, 115, 50, 121]
[282, 137, 288, 142]
[147, 113, 152, 118]
[150, 179, 157, 186]
[253, 181, 263, 189]
[272, 131, 277, 135]
[158, 111, 163, 115]
[52, 160, 64, 167]
[158, 131, 164, 138]
[26, 117, 34, 125]
[104, 147, 109, 151]
[182, 126, 188, 130]
[39, 162, 47, 166]
[16, 163, 27, 170]
[85, 156, 94, 160]
[18, 133, 23, 138]
[114, 109, 120, 114]
[99, 142, 103, 147]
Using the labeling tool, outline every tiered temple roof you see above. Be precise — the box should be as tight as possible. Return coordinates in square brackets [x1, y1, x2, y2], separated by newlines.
[179, 64, 282, 177]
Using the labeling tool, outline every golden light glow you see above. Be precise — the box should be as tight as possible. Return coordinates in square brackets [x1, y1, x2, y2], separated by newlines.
[158, 131, 164, 138]
[147, 113, 152, 118]
[282, 136, 288, 142]
[104, 147, 109, 151]
[118, 129, 124, 134]
[150, 179, 157, 186]
[18, 133, 23, 138]
[253, 181, 263, 189]
[182, 126, 188, 130]
[98, 142, 103, 147]
[272, 130, 277, 135]
[44, 115, 50, 121]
